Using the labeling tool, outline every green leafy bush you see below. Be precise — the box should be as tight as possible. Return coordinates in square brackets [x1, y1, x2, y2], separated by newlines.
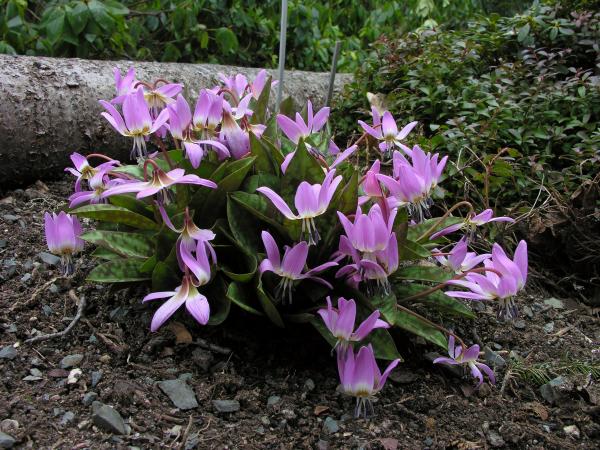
[334, 0, 600, 211]
[1, 0, 526, 71]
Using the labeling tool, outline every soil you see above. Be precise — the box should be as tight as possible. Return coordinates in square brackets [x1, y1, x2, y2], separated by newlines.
[1, 179, 599, 449]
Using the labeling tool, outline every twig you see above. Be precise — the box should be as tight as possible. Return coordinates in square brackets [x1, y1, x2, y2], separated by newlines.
[83, 319, 129, 353]
[25, 291, 85, 344]
[10, 276, 60, 311]
[194, 338, 231, 355]
[178, 415, 194, 450]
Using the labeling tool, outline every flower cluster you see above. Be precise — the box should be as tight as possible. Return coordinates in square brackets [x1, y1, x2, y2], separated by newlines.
[41, 67, 530, 417]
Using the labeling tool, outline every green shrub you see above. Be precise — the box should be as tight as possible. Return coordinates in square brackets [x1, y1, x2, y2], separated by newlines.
[334, 1, 600, 212]
[1, 0, 526, 71]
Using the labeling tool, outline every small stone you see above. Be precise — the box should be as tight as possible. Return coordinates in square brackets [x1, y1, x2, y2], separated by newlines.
[41, 305, 53, 316]
[30, 368, 43, 377]
[260, 415, 270, 426]
[22, 375, 43, 382]
[492, 343, 503, 350]
[2, 214, 19, 222]
[91, 371, 103, 387]
[544, 298, 564, 309]
[38, 252, 60, 266]
[20, 273, 31, 283]
[49, 284, 59, 294]
[92, 405, 127, 435]
[212, 399, 240, 413]
[0, 431, 16, 448]
[178, 372, 193, 382]
[487, 430, 505, 447]
[317, 439, 329, 450]
[484, 347, 506, 369]
[91, 401, 104, 415]
[191, 348, 214, 372]
[0, 240, 6, 249]
[59, 411, 75, 426]
[267, 395, 281, 407]
[304, 379, 315, 391]
[59, 354, 83, 369]
[48, 368, 68, 378]
[424, 437, 433, 447]
[99, 354, 111, 363]
[540, 376, 568, 405]
[0, 346, 17, 360]
[281, 409, 296, 420]
[513, 319, 526, 330]
[67, 368, 82, 384]
[563, 425, 580, 439]
[323, 416, 339, 434]
[0, 420, 18, 433]
[543, 322, 554, 333]
[158, 379, 198, 410]
[389, 370, 419, 384]
[522, 305, 534, 318]
[82, 392, 98, 406]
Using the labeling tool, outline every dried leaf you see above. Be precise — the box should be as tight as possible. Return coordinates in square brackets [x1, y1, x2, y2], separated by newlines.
[167, 321, 193, 344]
[313, 405, 329, 416]
[379, 438, 399, 450]
[524, 401, 548, 420]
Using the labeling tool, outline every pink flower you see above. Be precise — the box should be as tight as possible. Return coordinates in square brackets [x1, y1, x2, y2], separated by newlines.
[100, 87, 170, 159]
[277, 100, 330, 144]
[193, 89, 224, 134]
[433, 335, 495, 387]
[358, 111, 417, 153]
[143, 274, 210, 331]
[219, 95, 254, 159]
[257, 170, 342, 244]
[102, 167, 216, 200]
[432, 237, 491, 274]
[338, 205, 397, 256]
[430, 209, 515, 240]
[44, 211, 84, 275]
[65, 153, 119, 192]
[259, 231, 337, 303]
[111, 67, 136, 104]
[68, 167, 126, 208]
[338, 344, 400, 418]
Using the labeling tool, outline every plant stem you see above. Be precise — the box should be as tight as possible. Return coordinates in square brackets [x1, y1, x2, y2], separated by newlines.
[416, 200, 475, 242]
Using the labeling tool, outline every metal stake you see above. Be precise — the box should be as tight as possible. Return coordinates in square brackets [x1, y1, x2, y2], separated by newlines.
[276, 0, 288, 109]
[326, 40, 342, 107]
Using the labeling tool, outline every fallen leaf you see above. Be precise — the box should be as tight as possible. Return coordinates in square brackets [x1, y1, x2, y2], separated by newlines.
[379, 438, 398, 450]
[313, 405, 329, 416]
[48, 368, 68, 378]
[524, 401, 548, 420]
[167, 321, 193, 344]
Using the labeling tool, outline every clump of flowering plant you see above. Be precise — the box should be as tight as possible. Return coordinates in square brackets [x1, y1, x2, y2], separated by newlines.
[47, 67, 527, 417]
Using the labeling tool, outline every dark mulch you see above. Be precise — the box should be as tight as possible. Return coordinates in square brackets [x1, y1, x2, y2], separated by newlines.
[0, 179, 599, 449]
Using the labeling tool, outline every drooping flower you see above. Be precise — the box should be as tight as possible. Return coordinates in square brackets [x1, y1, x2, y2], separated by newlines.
[65, 153, 119, 192]
[318, 297, 389, 351]
[377, 147, 447, 222]
[259, 231, 337, 303]
[432, 237, 491, 274]
[219, 72, 249, 100]
[358, 111, 418, 154]
[44, 211, 84, 275]
[277, 100, 330, 144]
[338, 344, 400, 418]
[111, 67, 136, 104]
[433, 335, 496, 387]
[257, 170, 342, 244]
[100, 87, 170, 159]
[102, 167, 216, 200]
[219, 95, 254, 159]
[446, 241, 528, 320]
[430, 209, 515, 240]
[359, 160, 383, 205]
[144, 82, 183, 117]
[328, 141, 358, 169]
[68, 168, 126, 208]
[249, 69, 278, 99]
[143, 274, 210, 332]
[168, 95, 230, 167]
[337, 204, 397, 258]
[192, 89, 224, 135]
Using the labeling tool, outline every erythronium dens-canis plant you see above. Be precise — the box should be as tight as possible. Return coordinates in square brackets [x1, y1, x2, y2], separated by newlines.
[44, 67, 528, 418]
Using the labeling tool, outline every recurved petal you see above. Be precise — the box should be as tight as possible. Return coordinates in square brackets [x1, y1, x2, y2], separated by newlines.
[256, 187, 296, 219]
[186, 291, 210, 325]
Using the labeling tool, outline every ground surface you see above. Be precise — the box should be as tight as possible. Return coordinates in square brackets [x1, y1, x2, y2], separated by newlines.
[0, 179, 599, 449]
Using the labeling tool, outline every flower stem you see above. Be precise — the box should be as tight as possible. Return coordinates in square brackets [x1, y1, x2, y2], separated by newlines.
[416, 200, 475, 242]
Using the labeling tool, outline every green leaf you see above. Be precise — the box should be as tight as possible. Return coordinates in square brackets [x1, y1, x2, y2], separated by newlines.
[206, 276, 230, 326]
[407, 216, 464, 242]
[226, 282, 264, 316]
[393, 266, 453, 283]
[399, 238, 431, 260]
[215, 27, 238, 53]
[87, 259, 150, 283]
[71, 204, 159, 230]
[44, 8, 66, 43]
[226, 195, 262, 254]
[91, 247, 121, 261]
[108, 195, 154, 219]
[67, 2, 89, 35]
[249, 132, 283, 175]
[394, 283, 475, 319]
[152, 261, 180, 292]
[88, 0, 113, 31]
[230, 191, 288, 237]
[80, 230, 154, 258]
[251, 75, 272, 125]
[256, 280, 284, 328]
[517, 23, 530, 43]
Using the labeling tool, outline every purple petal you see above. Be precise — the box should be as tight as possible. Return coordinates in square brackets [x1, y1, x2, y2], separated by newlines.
[261, 231, 281, 270]
[186, 291, 210, 325]
[281, 241, 308, 277]
[256, 187, 296, 219]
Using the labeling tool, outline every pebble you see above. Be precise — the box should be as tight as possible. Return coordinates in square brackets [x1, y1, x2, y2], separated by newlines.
[563, 425, 580, 438]
[522, 305, 534, 318]
[20, 273, 31, 283]
[544, 298, 565, 309]
[49, 284, 59, 294]
[484, 347, 506, 369]
[30, 368, 42, 377]
[59, 411, 75, 426]
[513, 319, 526, 330]
[323, 416, 339, 434]
[0, 346, 17, 360]
[59, 354, 83, 369]
[191, 348, 214, 372]
[281, 409, 296, 420]
[540, 376, 567, 405]
[212, 399, 240, 413]
[67, 368, 82, 384]
[389, 370, 419, 384]
[158, 379, 198, 410]
[82, 392, 98, 406]
[38, 252, 60, 266]
[0, 431, 16, 448]
[0, 240, 6, 249]
[42, 305, 53, 316]
[487, 430, 505, 447]
[22, 375, 43, 382]
[543, 322, 554, 333]
[91, 370, 103, 387]
[92, 404, 127, 435]
[267, 395, 281, 407]
[0, 420, 18, 433]
[2, 214, 19, 222]
[304, 379, 315, 391]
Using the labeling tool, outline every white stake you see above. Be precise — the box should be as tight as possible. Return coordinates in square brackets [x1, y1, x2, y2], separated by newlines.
[276, 0, 288, 109]
[326, 40, 342, 107]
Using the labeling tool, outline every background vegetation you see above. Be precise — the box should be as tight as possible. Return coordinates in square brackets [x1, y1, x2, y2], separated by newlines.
[1, 0, 527, 72]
